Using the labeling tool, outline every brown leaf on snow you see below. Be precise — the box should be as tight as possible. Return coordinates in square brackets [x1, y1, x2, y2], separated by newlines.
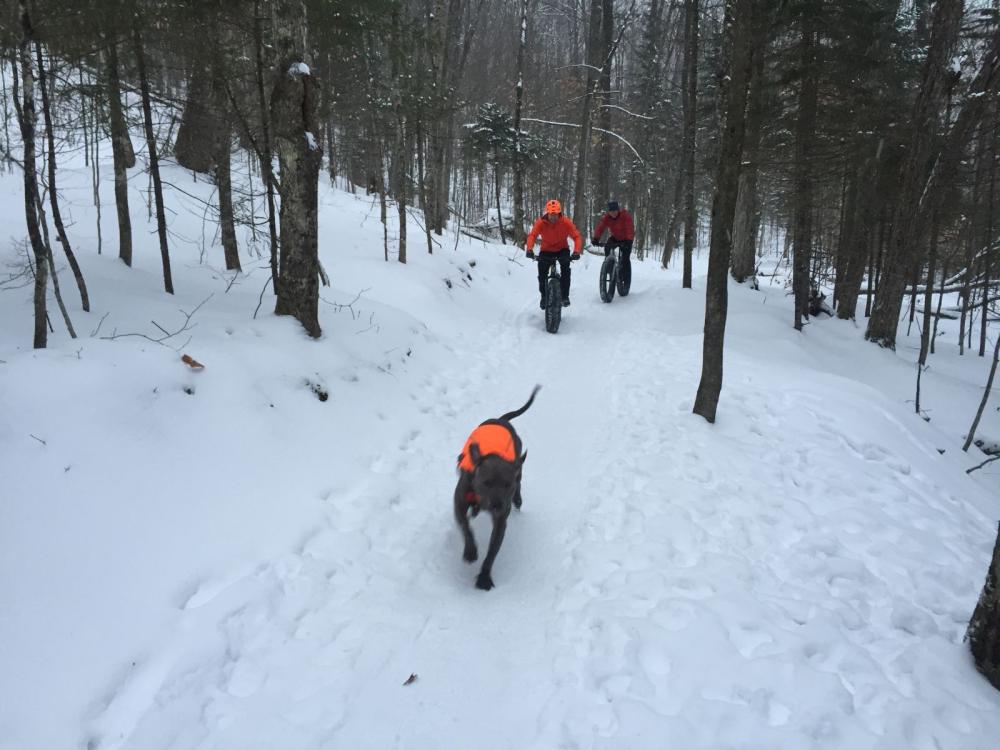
[181, 354, 205, 370]
[402, 673, 418, 686]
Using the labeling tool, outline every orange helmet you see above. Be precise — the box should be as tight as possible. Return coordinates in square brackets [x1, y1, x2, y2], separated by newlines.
[545, 199, 562, 215]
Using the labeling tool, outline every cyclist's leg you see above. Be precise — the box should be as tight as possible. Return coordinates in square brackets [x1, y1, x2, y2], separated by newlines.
[558, 248, 571, 300]
[537, 254, 551, 296]
[620, 241, 633, 287]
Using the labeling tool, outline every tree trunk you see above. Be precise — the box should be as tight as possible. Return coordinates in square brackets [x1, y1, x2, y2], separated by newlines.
[963, 331, 1000, 452]
[494, 159, 506, 244]
[255, 0, 280, 291]
[35, 43, 89, 312]
[959, 246, 973, 353]
[396, 118, 408, 264]
[105, 36, 133, 267]
[931, 255, 948, 354]
[215, 133, 241, 271]
[133, 23, 173, 295]
[967, 523, 1000, 691]
[596, 0, 614, 206]
[17, 0, 47, 349]
[511, 0, 529, 246]
[692, 0, 753, 424]
[661, 165, 684, 267]
[792, 11, 818, 331]
[573, 0, 604, 232]
[835, 140, 882, 319]
[865, 0, 965, 348]
[271, 0, 322, 338]
[174, 62, 215, 173]
[980, 112, 997, 356]
[915, 214, 938, 415]
[730, 28, 764, 284]
[417, 121, 434, 253]
[681, 0, 699, 289]
[91, 90, 102, 255]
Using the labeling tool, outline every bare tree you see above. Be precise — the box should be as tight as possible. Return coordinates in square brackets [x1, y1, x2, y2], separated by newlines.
[572, 0, 604, 233]
[271, 0, 322, 337]
[16, 0, 47, 348]
[133, 19, 173, 294]
[792, 5, 819, 331]
[35, 43, 89, 311]
[511, 0, 529, 246]
[693, 0, 754, 423]
[865, 0, 964, 348]
[681, 0, 698, 289]
[104, 27, 134, 267]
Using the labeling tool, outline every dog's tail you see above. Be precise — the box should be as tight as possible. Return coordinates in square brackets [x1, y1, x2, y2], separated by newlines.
[499, 384, 541, 423]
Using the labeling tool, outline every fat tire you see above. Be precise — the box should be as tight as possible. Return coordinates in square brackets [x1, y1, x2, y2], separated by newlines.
[617, 263, 630, 297]
[600, 256, 616, 303]
[545, 275, 561, 333]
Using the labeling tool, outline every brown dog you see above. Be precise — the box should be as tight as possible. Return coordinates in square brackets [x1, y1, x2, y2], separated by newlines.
[454, 386, 540, 590]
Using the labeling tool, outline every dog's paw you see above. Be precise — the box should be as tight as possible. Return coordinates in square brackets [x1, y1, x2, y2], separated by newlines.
[475, 572, 495, 591]
[463, 546, 478, 563]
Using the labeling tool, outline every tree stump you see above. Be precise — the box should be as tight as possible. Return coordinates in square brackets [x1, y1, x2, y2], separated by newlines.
[967, 523, 1000, 691]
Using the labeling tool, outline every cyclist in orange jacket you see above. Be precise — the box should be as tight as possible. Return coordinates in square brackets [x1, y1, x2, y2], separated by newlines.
[525, 199, 583, 308]
[592, 200, 635, 290]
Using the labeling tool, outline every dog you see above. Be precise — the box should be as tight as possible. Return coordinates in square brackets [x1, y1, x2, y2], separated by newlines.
[454, 385, 540, 590]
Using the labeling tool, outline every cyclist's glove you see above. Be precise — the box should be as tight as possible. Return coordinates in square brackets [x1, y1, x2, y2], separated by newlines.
[526, 250, 535, 260]
[571, 252, 581, 261]
[591, 239, 603, 247]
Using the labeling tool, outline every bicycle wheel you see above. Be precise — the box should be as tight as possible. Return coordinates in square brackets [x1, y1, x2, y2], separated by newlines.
[545, 275, 562, 333]
[617, 258, 630, 297]
[599, 255, 617, 303]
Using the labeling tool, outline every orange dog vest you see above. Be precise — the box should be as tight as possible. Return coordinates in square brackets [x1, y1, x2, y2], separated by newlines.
[458, 423, 516, 473]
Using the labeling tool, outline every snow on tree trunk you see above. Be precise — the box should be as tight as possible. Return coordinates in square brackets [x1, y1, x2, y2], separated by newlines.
[270, 0, 322, 338]
[967, 523, 1000, 692]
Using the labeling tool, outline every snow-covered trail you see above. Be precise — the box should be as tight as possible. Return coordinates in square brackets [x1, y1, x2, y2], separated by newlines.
[85, 259, 1000, 750]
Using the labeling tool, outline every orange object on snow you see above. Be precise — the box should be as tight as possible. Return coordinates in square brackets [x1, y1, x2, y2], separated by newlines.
[458, 423, 517, 473]
[525, 214, 583, 254]
[181, 354, 204, 370]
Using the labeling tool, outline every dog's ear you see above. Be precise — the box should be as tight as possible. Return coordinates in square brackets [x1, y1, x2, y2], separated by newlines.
[518, 450, 527, 466]
[469, 443, 483, 467]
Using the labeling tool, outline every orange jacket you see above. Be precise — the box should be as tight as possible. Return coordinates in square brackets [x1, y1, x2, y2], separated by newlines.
[526, 215, 583, 254]
[458, 423, 516, 473]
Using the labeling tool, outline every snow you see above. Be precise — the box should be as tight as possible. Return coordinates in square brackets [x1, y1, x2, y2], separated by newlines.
[2, 94, 1000, 750]
[287, 61, 311, 77]
[305, 130, 318, 150]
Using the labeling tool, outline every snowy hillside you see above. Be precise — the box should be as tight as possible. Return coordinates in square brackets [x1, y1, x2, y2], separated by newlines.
[2, 141, 1000, 749]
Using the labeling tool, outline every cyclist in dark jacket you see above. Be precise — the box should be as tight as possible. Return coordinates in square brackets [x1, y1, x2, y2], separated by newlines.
[592, 201, 635, 290]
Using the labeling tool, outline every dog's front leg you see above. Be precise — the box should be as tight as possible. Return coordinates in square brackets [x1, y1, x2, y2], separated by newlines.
[454, 473, 478, 563]
[476, 513, 508, 590]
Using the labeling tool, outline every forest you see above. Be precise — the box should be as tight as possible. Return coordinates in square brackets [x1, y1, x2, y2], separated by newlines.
[2, 2, 1000, 742]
